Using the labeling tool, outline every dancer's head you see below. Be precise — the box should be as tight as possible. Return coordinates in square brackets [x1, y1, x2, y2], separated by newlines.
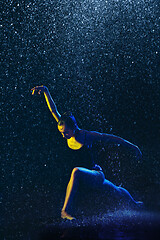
[57, 112, 78, 139]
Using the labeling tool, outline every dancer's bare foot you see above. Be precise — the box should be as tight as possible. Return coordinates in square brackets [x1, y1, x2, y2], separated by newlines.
[61, 210, 76, 220]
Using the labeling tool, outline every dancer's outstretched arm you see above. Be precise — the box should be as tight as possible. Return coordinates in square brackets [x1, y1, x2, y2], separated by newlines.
[31, 85, 61, 122]
[86, 131, 142, 160]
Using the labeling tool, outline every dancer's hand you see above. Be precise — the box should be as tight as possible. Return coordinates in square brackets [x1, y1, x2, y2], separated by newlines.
[135, 146, 142, 162]
[93, 164, 103, 171]
[31, 85, 48, 95]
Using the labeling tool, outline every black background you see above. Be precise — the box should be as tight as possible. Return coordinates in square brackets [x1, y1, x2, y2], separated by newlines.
[1, 0, 160, 238]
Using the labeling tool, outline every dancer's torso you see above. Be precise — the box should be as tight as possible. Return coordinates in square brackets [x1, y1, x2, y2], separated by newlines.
[66, 129, 98, 170]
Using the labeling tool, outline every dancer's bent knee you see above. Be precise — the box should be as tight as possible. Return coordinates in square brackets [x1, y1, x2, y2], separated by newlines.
[71, 167, 81, 180]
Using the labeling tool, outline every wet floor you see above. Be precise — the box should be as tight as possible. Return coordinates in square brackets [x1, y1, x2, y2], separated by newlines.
[30, 210, 160, 240]
[1, 0, 159, 239]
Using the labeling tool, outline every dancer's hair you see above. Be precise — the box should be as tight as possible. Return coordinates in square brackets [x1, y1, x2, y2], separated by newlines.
[58, 112, 78, 130]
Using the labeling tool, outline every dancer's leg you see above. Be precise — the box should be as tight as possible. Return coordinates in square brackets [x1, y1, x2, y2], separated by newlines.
[61, 169, 142, 220]
[102, 179, 143, 207]
[61, 168, 79, 218]
[61, 167, 105, 219]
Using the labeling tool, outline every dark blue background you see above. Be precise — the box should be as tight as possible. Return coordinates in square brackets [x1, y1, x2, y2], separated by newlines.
[1, 0, 160, 238]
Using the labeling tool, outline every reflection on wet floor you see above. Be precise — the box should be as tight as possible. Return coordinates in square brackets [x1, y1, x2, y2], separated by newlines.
[1, 0, 160, 239]
[36, 210, 160, 240]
